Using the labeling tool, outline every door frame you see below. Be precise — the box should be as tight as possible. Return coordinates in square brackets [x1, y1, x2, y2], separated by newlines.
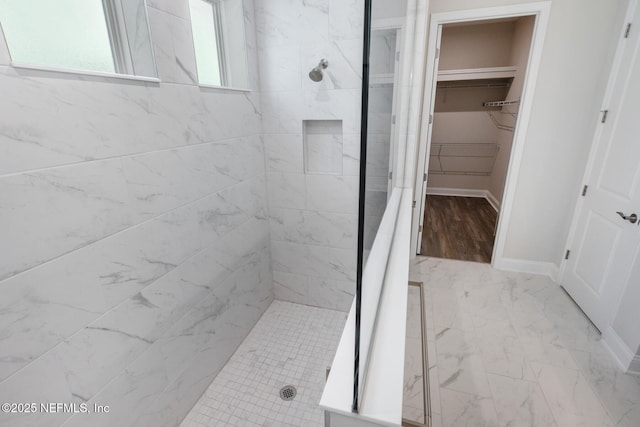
[410, 2, 552, 268]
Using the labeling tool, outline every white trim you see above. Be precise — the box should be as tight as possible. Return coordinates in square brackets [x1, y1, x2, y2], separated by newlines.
[425, 187, 501, 211]
[9, 62, 160, 83]
[485, 191, 500, 212]
[410, 2, 552, 268]
[426, 187, 487, 198]
[198, 83, 251, 92]
[493, 257, 559, 282]
[602, 327, 638, 373]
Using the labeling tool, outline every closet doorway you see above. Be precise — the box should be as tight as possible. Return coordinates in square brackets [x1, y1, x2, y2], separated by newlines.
[412, 4, 550, 265]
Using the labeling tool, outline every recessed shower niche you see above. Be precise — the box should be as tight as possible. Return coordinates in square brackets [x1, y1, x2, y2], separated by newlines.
[303, 120, 343, 175]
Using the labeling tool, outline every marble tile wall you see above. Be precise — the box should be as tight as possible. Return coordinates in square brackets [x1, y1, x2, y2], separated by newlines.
[256, 0, 364, 312]
[0, 1, 272, 426]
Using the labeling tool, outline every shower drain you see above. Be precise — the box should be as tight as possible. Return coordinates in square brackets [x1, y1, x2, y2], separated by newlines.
[279, 385, 297, 401]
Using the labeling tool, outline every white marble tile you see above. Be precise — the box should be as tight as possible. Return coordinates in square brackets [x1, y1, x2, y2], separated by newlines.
[305, 174, 358, 214]
[488, 374, 557, 427]
[342, 133, 361, 176]
[255, 0, 303, 47]
[268, 206, 285, 241]
[267, 172, 306, 209]
[0, 159, 137, 280]
[258, 45, 302, 92]
[533, 363, 613, 427]
[301, 88, 361, 134]
[264, 134, 304, 173]
[370, 30, 397, 76]
[260, 91, 305, 134]
[326, 247, 357, 282]
[283, 209, 356, 249]
[300, 0, 330, 43]
[271, 241, 329, 278]
[571, 349, 640, 426]
[435, 328, 492, 398]
[305, 132, 343, 174]
[480, 334, 536, 381]
[0, 71, 261, 176]
[328, 0, 364, 41]
[0, 354, 75, 427]
[307, 276, 354, 312]
[439, 388, 499, 427]
[146, 8, 197, 84]
[273, 270, 308, 305]
[0, 204, 267, 385]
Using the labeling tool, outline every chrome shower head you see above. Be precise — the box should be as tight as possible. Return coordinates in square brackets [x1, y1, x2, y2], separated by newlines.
[309, 59, 328, 82]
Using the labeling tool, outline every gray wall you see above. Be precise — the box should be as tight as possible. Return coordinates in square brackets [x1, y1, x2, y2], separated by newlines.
[0, 1, 272, 426]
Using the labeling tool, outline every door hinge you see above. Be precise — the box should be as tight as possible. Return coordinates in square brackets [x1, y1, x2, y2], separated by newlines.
[601, 110, 609, 123]
[412, 200, 417, 208]
[429, 114, 433, 124]
[419, 225, 423, 232]
[396, 51, 400, 61]
[423, 173, 427, 182]
[565, 250, 571, 260]
[389, 171, 392, 180]
[582, 185, 588, 196]
[435, 48, 440, 59]
[625, 22, 632, 38]
[392, 114, 396, 125]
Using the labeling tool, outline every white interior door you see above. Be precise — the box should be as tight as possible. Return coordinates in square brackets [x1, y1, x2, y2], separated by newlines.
[414, 25, 442, 253]
[563, 5, 640, 332]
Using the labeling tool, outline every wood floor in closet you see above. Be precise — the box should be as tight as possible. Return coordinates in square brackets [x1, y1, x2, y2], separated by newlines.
[421, 195, 497, 263]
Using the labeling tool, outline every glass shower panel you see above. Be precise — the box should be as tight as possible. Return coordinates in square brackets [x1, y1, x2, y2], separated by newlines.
[362, 27, 401, 266]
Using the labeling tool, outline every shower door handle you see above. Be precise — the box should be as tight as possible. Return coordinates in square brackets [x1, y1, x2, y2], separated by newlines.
[616, 211, 638, 224]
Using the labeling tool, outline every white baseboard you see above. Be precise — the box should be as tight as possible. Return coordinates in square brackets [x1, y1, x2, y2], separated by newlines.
[602, 327, 639, 373]
[426, 187, 500, 212]
[485, 191, 500, 212]
[493, 257, 559, 282]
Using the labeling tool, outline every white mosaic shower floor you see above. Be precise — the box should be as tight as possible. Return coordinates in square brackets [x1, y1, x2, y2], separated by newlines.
[180, 300, 347, 427]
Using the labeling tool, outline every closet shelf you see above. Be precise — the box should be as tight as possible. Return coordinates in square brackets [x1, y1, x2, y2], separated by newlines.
[483, 99, 519, 107]
[437, 66, 517, 82]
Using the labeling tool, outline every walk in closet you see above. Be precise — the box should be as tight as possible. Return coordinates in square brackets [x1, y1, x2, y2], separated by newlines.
[422, 16, 535, 262]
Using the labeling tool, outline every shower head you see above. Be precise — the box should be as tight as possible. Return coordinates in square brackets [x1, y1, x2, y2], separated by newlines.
[308, 59, 328, 82]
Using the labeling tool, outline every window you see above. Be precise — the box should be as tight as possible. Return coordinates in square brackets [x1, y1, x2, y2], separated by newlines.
[188, 0, 249, 89]
[0, 0, 157, 78]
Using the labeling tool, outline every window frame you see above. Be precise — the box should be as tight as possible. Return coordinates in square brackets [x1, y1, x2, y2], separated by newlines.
[0, 0, 159, 81]
[189, 0, 249, 90]
[102, 0, 133, 74]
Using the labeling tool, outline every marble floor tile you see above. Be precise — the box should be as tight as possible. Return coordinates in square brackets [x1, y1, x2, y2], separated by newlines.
[532, 363, 612, 427]
[411, 257, 640, 427]
[440, 388, 499, 427]
[436, 328, 493, 398]
[487, 374, 556, 427]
